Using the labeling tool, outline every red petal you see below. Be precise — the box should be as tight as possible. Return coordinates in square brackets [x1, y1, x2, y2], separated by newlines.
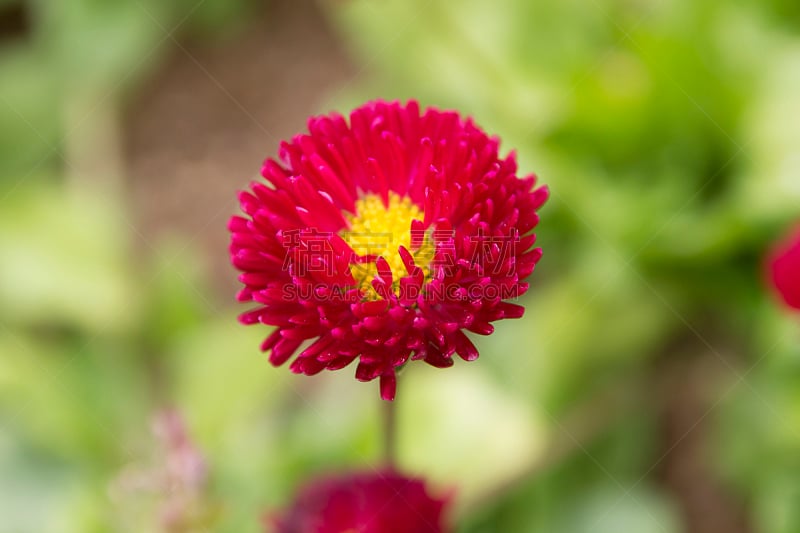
[380, 372, 397, 401]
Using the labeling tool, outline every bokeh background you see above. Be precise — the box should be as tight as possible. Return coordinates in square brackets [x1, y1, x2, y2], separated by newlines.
[2, 0, 800, 531]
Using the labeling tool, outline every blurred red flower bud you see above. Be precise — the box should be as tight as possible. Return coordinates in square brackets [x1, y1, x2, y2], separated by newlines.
[267, 470, 451, 533]
[768, 224, 800, 310]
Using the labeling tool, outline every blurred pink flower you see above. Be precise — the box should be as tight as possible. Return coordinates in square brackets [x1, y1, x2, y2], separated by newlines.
[109, 409, 213, 533]
[229, 100, 547, 400]
[153, 410, 208, 531]
[268, 470, 451, 533]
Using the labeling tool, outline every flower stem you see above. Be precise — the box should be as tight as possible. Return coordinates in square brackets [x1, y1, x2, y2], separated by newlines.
[383, 395, 397, 469]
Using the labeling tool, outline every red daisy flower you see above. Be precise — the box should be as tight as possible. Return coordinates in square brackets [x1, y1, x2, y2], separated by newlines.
[768, 224, 800, 311]
[229, 100, 548, 400]
[267, 470, 451, 533]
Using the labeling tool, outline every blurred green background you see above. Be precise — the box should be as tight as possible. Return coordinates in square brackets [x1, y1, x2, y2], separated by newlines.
[2, 0, 800, 531]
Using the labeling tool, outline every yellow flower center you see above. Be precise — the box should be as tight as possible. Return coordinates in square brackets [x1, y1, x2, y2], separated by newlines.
[342, 193, 434, 299]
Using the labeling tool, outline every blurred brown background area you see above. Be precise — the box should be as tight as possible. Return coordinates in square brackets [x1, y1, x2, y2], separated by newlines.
[126, 0, 355, 297]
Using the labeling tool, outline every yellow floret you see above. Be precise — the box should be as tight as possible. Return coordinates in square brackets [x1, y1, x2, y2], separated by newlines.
[341, 193, 434, 299]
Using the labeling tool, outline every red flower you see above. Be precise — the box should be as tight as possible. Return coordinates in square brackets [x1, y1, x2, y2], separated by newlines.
[268, 471, 450, 533]
[229, 100, 548, 400]
[768, 224, 800, 311]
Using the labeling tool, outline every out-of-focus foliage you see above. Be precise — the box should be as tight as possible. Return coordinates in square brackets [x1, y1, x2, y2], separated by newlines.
[0, 0, 258, 183]
[2, 0, 800, 531]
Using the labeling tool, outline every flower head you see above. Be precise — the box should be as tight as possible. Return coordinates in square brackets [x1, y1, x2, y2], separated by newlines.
[267, 471, 450, 533]
[229, 100, 548, 400]
[768, 224, 800, 311]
